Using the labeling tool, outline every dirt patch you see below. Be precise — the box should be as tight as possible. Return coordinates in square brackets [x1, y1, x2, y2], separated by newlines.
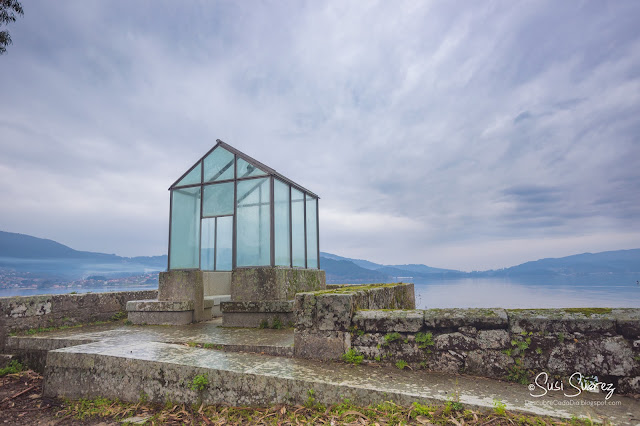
[0, 370, 93, 425]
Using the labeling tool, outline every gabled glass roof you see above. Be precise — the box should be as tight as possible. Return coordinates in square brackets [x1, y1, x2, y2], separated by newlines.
[169, 140, 319, 198]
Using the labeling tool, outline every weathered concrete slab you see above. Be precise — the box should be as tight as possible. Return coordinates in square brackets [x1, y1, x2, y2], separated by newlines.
[126, 300, 194, 312]
[221, 301, 294, 313]
[42, 340, 640, 424]
[222, 312, 294, 328]
[221, 300, 294, 328]
[6, 318, 294, 371]
[203, 272, 231, 296]
[231, 267, 326, 301]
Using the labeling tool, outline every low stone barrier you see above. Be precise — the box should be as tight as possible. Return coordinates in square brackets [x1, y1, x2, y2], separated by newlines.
[347, 307, 640, 394]
[293, 283, 415, 359]
[0, 290, 157, 352]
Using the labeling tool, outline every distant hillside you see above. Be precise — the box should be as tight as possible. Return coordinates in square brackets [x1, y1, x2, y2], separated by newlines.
[320, 252, 383, 270]
[0, 230, 118, 260]
[320, 249, 640, 283]
[0, 231, 166, 280]
[492, 249, 640, 276]
[319, 257, 390, 283]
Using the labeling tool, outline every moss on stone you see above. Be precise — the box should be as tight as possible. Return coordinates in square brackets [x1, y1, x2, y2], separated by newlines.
[311, 283, 404, 295]
[507, 308, 613, 317]
[562, 307, 612, 317]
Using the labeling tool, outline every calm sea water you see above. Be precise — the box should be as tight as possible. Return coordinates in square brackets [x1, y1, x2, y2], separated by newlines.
[413, 275, 640, 309]
[2, 276, 639, 309]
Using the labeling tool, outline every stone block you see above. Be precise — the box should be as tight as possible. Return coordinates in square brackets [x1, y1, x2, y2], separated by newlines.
[508, 309, 617, 335]
[618, 376, 640, 394]
[351, 283, 415, 310]
[316, 293, 353, 331]
[424, 308, 508, 330]
[294, 292, 317, 330]
[612, 308, 640, 338]
[476, 329, 510, 349]
[547, 335, 634, 376]
[434, 332, 478, 351]
[427, 351, 465, 373]
[293, 330, 350, 360]
[352, 310, 424, 333]
[465, 350, 513, 378]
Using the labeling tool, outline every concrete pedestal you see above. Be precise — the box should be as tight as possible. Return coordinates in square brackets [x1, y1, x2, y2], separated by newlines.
[221, 267, 326, 328]
[126, 271, 231, 325]
[231, 267, 326, 301]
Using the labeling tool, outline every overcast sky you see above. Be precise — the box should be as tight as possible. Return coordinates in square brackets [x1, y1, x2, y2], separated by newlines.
[1, 1, 639, 271]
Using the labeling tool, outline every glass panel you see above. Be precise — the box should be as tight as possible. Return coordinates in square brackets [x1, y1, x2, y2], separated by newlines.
[203, 147, 234, 182]
[306, 195, 318, 269]
[291, 187, 305, 267]
[274, 179, 290, 266]
[169, 187, 201, 269]
[202, 182, 234, 217]
[236, 178, 271, 266]
[237, 157, 267, 178]
[200, 218, 215, 271]
[216, 216, 233, 270]
[175, 163, 201, 187]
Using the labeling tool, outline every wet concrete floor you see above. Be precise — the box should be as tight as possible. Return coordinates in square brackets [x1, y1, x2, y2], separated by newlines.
[12, 319, 640, 424]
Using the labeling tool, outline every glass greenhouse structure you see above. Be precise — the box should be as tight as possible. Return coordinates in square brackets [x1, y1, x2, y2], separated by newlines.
[167, 140, 319, 271]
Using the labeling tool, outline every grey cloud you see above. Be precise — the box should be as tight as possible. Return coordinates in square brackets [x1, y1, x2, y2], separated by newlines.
[1, 0, 639, 269]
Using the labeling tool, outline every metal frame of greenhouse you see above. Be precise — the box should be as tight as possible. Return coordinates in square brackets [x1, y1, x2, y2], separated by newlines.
[167, 139, 319, 272]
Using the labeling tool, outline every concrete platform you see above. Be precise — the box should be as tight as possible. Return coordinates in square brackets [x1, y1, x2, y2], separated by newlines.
[6, 318, 294, 370]
[9, 319, 640, 424]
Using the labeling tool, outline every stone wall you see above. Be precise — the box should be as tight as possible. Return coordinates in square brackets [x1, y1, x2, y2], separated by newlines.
[344, 307, 640, 394]
[0, 290, 157, 352]
[294, 283, 415, 359]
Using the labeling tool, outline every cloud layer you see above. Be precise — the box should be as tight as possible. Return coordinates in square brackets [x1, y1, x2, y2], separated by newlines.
[1, 0, 639, 270]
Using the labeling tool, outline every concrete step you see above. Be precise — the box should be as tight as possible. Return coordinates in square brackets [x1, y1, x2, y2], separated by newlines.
[42, 340, 640, 424]
[204, 295, 231, 317]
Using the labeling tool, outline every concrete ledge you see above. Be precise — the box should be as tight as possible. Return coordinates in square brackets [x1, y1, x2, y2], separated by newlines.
[221, 300, 293, 313]
[222, 312, 294, 328]
[507, 308, 616, 334]
[128, 311, 193, 326]
[40, 340, 639, 422]
[353, 309, 424, 332]
[424, 308, 508, 330]
[126, 300, 194, 312]
[205, 295, 231, 306]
